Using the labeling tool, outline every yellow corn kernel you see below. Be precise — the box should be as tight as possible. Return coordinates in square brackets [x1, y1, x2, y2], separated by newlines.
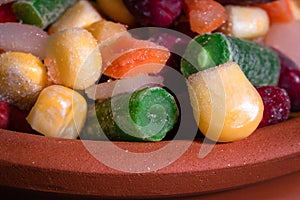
[86, 20, 129, 44]
[26, 85, 87, 139]
[219, 6, 269, 39]
[45, 28, 102, 90]
[0, 52, 47, 110]
[187, 62, 263, 142]
[96, 0, 137, 26]
[49, 0, 102, 34]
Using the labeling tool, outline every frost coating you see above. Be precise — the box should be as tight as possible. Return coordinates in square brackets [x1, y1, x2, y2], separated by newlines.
[0, 52, 47, 110]
[45, 28, 102, 90]
[26, 85, 87, 139]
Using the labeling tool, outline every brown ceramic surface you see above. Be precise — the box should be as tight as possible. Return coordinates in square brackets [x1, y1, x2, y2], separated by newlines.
[0, 117, 300, 199]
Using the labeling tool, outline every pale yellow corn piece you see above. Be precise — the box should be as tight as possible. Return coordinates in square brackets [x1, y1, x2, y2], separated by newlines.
[96, 0, 136, 26]
[187, 62, 263, 142]
[45, 28, 102, 90]
[86, 20, 130, 44]
[220, 6, 269, 39]
[290, 0, 300, 21]
[49, 0, 102, 34]
[26, 85, 87, 139]
[0, 52, 47, 110]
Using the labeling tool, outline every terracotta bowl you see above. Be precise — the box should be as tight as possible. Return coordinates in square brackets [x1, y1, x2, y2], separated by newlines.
[0, 115, 300, 199]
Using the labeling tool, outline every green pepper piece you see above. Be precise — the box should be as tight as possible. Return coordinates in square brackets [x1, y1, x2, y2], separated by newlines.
[82, 87, 179, 142]
[13, 0, 77, 29]
[181, 32, 280, 86]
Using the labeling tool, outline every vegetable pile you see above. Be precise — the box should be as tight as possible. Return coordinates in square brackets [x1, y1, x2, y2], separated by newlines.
[0, 0, 299, 143]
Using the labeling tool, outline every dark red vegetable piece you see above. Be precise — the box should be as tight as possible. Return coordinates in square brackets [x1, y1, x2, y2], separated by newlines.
[256, 86, 291, 128]
[0, 2, 18, 23]
[123, 0, 183, 27]
[0, 101, 35, 133]
[272, 48, 300, 112]
[0, 101, 9, 129]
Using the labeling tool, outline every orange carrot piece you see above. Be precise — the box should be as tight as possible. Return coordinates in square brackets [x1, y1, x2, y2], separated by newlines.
[183, 0, 227, 35]
[103, 48, 170, 79]
[100, 35, 170, 79]
[256, 0, 294, 23]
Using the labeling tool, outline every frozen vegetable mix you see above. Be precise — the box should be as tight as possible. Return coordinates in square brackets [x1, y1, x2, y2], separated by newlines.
[0, 0, 298, 143]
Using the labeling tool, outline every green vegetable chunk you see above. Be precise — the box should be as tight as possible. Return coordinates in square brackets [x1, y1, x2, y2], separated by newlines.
[82, 87, 179, 142]
[12, 0, 77, 29]
[181, 32, 280, 86]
